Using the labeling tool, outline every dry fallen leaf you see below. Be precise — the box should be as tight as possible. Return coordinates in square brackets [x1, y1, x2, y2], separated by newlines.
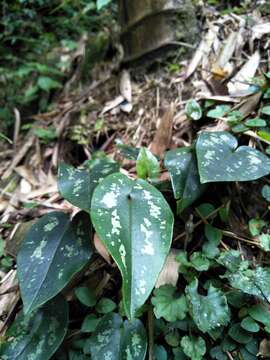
[101, 95, 125, 115]
[94, 233, 111, 264]
[185, 24, 219, 79]
[155, 249, 179, 288]
[216, 31, 238, 70]
[228, 51, 260, 97]
[259, 339, 270, 358]
[0, 270, 19, 333]
[252, 22, 270, 40]
[150, 104, 174, 157]
[120, 70, 132, 103]
[235, 91, 262, 118]
[6, 220, 36, 258]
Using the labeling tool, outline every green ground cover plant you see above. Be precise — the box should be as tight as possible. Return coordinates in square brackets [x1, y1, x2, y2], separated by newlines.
[1, 130, 270, 359]
[0, 0, 114, 134]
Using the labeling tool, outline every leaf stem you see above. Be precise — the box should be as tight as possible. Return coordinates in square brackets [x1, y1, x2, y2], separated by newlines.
[174, 204, 225, 242]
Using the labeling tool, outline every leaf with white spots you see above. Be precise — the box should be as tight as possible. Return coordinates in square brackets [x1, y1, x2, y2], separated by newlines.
[58, 158, 119, 211]
[84, 313, 147, 360]
[164, 148, 206, 212]
[120, 319, 147, 360]
[17, 211, 93, 314]
[226, 266, 270, 303]
[181, 335, 206, 360]
[185, 279, 230, 333]
[84, 313, 122, 359]
[196, 131, 270, 183]
[0, 295, 68, 360]
[91, 173, 174, 320]
[185, 99, 202, 121]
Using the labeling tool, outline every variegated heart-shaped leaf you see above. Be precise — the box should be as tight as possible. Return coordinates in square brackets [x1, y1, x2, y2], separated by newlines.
[0, 295, 68, 360]
[17, 211, 92, 314]
[91, 173, 174, 319]
[196, 131, 270, 183]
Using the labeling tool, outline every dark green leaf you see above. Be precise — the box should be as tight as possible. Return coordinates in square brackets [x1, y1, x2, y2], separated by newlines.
[81, 314, 100, 333]
[210, 346, 227, 360]
[226, 290, 247, 308]
[248, 303, 270, 326]
[83, 313, 122, 358]
[84, 313, 147, 360]
[96, 298, 117, 314]
[241, 317, 260, 332]
[173, 347, 188, 359]
[196, 131, 270, 183]
[165, 331, 180, 347]
[120, 319, 147, 359]
[0, 296, 68, 360]
[154, 345, 168, 360]
[17, 211, 92, 313]
[116, 141, 140, 160]
[75, 287, 97, 307]
[164, 148, 206, 212]
[228, 323, 253, 344]
[185, 279, 230, 333]
[151, 285, 188, 322]
[205, 224, 222, 244]
[245, 339, 259, 355]
[91, 173, 174, 320]
[240, 348, 256, 360]
[69, 350, 90, 360]
[221, 336, 237, 352]
[58, 158, 119, 212]
[195, 203, 215, 218]
[203, 225, 222, 258]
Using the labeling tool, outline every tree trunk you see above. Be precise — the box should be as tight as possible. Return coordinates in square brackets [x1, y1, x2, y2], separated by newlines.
[118, 0, 198, 64]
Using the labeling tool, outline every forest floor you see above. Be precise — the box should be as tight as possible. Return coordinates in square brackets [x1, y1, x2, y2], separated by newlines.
[1, 1, 270, 359]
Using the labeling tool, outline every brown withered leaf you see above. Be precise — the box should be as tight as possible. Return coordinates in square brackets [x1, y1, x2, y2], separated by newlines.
[259, 339, 270, 358]
[236, 91, 262, 118]
[150, 104, 174, 158]
[120, 70, 132, 103]
[155, 249, 179, 288]
[0, 270, 19, 333]
[94, 233, 111, 264]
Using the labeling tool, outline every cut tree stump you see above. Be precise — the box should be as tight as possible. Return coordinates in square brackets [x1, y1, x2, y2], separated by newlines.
[118, 0, 198, 63]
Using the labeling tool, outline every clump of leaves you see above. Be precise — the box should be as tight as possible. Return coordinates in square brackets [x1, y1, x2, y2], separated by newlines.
[2, 130, 270, 359]
[0, 0, 114, 134]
